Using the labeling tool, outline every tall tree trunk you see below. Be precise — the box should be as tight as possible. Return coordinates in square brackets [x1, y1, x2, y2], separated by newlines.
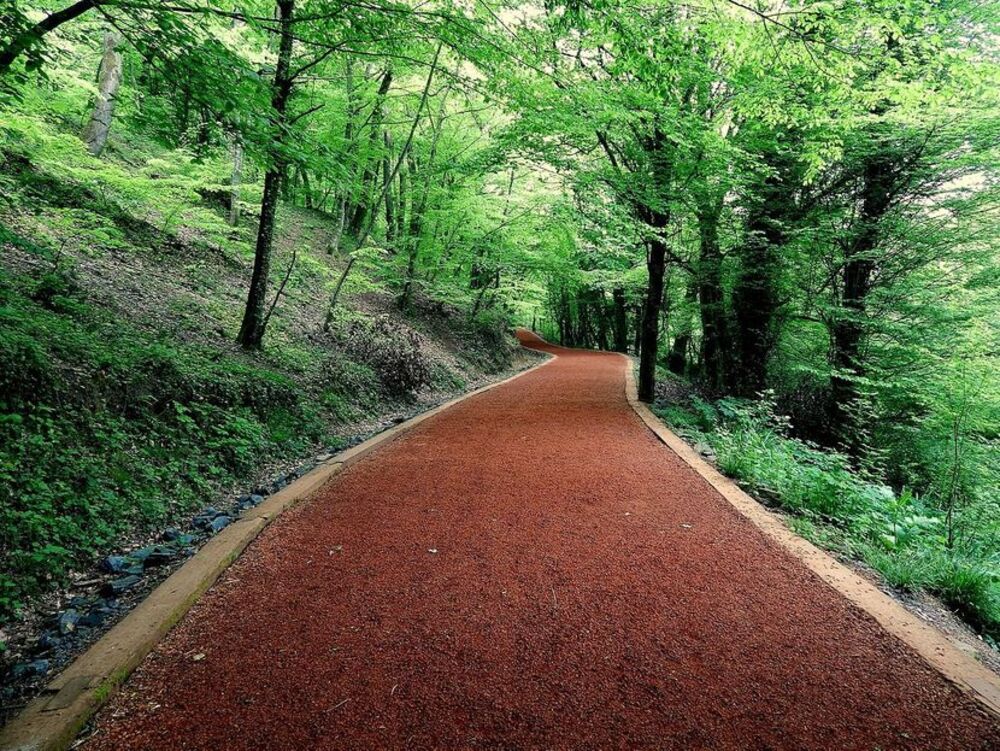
[696, 194, 728, 392]
[347, 66, 393, 238]
[228, 137, 243, 226]
[81, 30, 122, 156]
[595, 291, 609, 351]
[632, 304, 642, 356]
[636, 127, 672, 402]
[667, 278, 697, 375]
[612, 287, 629, 353]
[639, 233, 667, 401]
[828, 149, 894, 441]
[236, 0, 295, 350]
[383, 129, 396, 246]
[0, 0, 99, 76]
[731, 156, 791, 397]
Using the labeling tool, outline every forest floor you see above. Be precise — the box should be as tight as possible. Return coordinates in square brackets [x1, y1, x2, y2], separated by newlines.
[79, 334, 998, 750]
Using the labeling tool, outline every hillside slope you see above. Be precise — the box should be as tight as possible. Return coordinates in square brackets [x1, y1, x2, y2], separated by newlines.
[0, 114, 531, 660]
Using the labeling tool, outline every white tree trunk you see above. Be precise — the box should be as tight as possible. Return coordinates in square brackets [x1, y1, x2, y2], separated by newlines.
[81, 31, 123, 156]
[229, 138, 243, 226]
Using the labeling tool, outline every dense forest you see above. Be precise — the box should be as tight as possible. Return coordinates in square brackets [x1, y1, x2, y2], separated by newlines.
[1, 0, 998, 649]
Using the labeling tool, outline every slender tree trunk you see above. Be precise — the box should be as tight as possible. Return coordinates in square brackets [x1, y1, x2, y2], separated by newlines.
[383, 130, 396, 246]
[323, 256, 356, 329]
[696, 195, 728, 392]
[81, 30, 122, 156]
[347, 66, 393, 239]
[236, 0, 295, 350]
[228, 137, 243, 226]
[612, 287, 629, 353]
[0, 0, 99, 76]
[667, 278, 696, 374]
[595, 291, 609, 351]
[639, 234, 667, 401]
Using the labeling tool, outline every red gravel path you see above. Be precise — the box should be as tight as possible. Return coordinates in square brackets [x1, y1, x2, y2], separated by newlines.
[86, 334, 999, 750]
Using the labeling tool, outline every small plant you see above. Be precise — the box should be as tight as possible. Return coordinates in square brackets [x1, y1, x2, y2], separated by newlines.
[341, 315, 431, 398]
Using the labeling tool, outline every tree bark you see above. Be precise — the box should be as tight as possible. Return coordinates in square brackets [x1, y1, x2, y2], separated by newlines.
[731, 153, 791, 397]
[612, 287, 629, 353]
[236, 0, 295, 350]
[81, 30, 122, 156]
[383, 129, 396, 246]
[228, 137, 243, 226]
[696, 194, 728, 393]
[667, 278, 696, 375]
[347, 66, 393, 239]
[639, 233, 667, 401]
[828, 150, 894, 440]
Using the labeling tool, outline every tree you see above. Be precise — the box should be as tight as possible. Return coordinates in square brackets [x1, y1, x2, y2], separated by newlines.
[81, 29, 123, 155]
[236, 0, 296, 349]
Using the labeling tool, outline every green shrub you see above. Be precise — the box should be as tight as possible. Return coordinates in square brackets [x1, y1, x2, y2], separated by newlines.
[0, 268, 326, 618]
[656, 394, 1000, 641]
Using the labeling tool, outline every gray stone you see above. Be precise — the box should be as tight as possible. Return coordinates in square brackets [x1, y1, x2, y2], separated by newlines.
[101, 575, 141, 598]
[208, 515, 231, 533]
[79, 607, 112, 628]
[100, 555, 129, 573]
[36, 633, 61, 651]
[143, 544, 178, 567]
[57, 609, 79, 635]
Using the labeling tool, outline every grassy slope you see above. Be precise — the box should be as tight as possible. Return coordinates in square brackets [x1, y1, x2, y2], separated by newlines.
[0, 112, 522, 625]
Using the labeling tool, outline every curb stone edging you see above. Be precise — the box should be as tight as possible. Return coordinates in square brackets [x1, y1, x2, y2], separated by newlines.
[0, 353, 555, 751]
[620, 355, 1000, 721]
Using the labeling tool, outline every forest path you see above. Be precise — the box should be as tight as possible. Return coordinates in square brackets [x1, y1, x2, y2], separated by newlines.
[85, 333, 998, 750]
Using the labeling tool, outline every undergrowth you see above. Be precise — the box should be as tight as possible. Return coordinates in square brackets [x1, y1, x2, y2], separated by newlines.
[654, 390, 1000, 643]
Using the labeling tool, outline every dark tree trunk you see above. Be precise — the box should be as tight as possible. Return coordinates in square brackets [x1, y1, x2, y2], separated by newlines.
[0, 0, 99, 76]
[594, 290, 609, 351]
[633, 304, 642, 356]
[612, 287, 629, 353]
[236, 0, 295, 349]
[639, 234, 667, 401]
[696, 195, 728, 393]
[828, 151, 894, 440]
[731, 155, 792, 397]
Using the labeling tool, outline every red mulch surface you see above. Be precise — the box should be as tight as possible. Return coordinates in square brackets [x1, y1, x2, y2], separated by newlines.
[85, 333, 999, 750]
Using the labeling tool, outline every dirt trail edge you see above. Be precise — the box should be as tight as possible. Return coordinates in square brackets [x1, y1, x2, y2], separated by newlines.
[77, 333, 998, 750]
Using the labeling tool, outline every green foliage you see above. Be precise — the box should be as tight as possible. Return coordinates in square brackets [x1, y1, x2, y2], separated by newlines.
[655, 396, 1000, 640]
[0, 262, 329, 618]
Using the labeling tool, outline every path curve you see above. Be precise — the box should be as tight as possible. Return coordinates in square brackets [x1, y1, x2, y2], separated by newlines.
[85, 334, 998, 750]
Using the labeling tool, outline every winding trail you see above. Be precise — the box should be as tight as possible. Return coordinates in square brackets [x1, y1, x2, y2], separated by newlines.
[86, 333, 998, 750]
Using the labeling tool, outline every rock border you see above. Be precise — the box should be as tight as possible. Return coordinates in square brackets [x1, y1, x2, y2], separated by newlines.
[0, 353, 554, 751]
[621, 354, 1000, 721]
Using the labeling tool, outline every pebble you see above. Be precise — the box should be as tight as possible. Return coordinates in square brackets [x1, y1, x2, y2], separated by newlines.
[10, 659, 49, 679]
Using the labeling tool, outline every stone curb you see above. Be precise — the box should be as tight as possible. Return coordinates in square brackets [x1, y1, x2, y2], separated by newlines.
[0, 353, 554, 751]
[620, 355, 1000, 721]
